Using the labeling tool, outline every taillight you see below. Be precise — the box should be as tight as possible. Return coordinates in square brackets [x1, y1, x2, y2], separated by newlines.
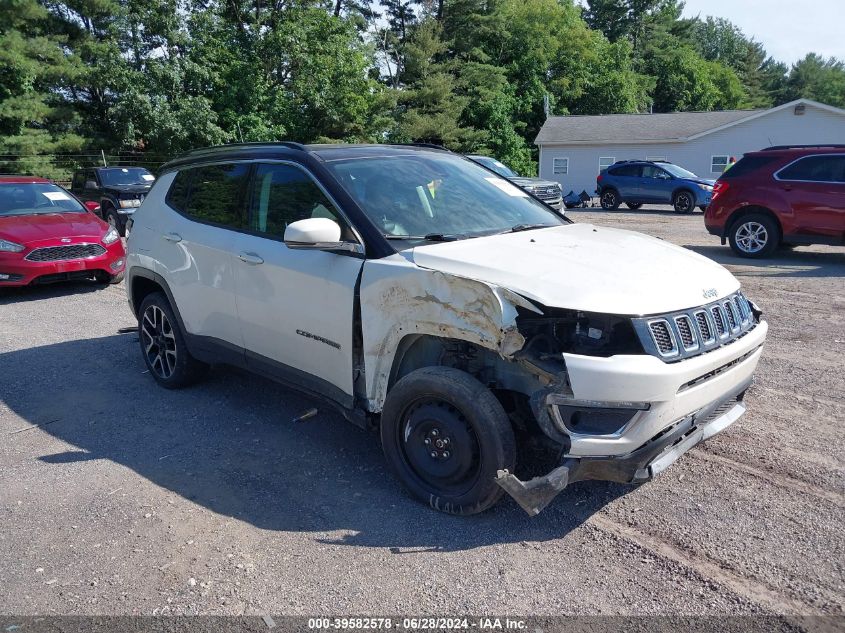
[711, 181, 729, 202]
[597, 174, 604, 182]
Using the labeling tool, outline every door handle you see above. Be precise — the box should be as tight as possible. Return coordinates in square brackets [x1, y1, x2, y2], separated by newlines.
[162, 232, 182, 243]
[237, 252, 264, 265]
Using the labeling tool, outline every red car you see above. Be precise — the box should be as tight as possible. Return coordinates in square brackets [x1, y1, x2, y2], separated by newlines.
[705, 145, 845, 257]
[0, 176, 126, 287]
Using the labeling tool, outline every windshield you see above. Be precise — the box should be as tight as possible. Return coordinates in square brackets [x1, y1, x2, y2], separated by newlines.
[0, 183, 86, 216]
[661, 163, 699, 179]
[471, 156, 519, 178]
[325, 154, 566, 243]
[99, 168, 155, 186]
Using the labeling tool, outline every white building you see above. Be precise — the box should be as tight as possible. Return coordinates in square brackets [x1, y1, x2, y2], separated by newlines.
[535, 99, 845, 195]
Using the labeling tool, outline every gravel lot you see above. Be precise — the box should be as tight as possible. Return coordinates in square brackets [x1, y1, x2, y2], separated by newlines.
[1, 206, 843, 617]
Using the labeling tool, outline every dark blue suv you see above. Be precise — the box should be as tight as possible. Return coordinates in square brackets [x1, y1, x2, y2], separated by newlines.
[596, 160, 715, 214]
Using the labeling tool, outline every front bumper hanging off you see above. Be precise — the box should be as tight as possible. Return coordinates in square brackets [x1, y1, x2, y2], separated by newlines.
[496, 387, 749, 516]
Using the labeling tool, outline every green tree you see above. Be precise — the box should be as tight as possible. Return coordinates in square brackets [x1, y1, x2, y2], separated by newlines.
[785, 54, 845, 108]
[0, 0, 85, 177]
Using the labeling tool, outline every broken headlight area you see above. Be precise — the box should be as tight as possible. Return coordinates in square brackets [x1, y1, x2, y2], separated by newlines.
[516, 307, 644, 362]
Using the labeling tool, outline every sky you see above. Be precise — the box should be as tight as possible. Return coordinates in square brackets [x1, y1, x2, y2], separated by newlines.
[680, 0, 845, 66]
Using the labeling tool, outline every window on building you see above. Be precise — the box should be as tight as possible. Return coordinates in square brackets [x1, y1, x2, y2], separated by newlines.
[553, 158, 569, 175]
[598, 157, 615, 172]
[711, 155, 729, 173]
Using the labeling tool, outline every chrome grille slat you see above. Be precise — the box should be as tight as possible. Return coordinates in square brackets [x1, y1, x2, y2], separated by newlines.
[634, 292, 758, 363]
[25, 243, 106, 262]
[694, 310, 714, 344]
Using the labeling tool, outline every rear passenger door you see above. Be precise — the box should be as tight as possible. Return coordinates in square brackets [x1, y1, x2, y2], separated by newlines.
[609, 164, 642, 199]
[775, 154, 845, 240]
[231, 162, 364, 401]
[154, 163, 249, 350]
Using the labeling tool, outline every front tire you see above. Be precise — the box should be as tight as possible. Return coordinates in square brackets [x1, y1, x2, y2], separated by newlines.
[104, 205, 126, 237]
[600, 189, 620, 210]
[380, 367, 516, 515]
[673, 190, 695, 214]
[138, 292, 209, 388]
[728, 213, 779, 258]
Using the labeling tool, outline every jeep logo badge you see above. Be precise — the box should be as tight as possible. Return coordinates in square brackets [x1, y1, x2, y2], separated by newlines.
[703, 288, 718, 299]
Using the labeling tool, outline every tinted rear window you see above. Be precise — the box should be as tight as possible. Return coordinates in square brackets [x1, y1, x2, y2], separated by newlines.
[608, 164, 641, 177]
[776, 155, 845, 183]
[719, 155, 779, 180]
[167, 163, 251, 229]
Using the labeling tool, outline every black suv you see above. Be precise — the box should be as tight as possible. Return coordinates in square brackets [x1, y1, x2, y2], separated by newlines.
[70, 167, 156, 235]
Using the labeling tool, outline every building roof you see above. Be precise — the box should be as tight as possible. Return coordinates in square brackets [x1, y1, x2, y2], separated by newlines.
[534, 99, 845, 146]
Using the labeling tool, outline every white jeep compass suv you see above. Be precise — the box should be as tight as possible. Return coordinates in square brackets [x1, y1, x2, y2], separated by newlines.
[126, 143, 767, 515]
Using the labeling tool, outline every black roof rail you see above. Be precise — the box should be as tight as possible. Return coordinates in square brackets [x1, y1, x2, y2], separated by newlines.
[393, 142, 450, 151]
[761, 144, 845, 151]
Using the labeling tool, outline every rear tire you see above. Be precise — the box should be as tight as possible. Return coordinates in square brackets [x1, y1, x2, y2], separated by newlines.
[625, 202, 642, 210]
[600, 189, 620, 210]
[138, 292, 209, 388]
[728, 212, 779, 258]
[380, 367, 516, 515]
[673, 190, 695, 214]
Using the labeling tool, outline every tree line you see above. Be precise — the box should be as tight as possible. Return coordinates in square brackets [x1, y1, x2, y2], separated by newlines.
[1, 0, 843, 178]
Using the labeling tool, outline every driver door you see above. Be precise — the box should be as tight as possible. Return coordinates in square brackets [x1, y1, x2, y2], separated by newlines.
[231, 162, 364, 401]
[639, 165, 673, 203]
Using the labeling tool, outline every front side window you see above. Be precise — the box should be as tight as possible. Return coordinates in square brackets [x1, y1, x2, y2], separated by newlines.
[641, 165, 668, 179]
[777, 155, 845, 183]
[183, 163, 250, 229]
[0, 183, 85, 216]
[325, 153, 566, 243]
[247, 163, 353, 240]
[553, 158, 569, 175]
[711, 156, 729, 173]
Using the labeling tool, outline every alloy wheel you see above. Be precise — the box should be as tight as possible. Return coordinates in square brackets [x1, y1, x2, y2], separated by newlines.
[141, 305, 177, 379]
[675, 192, 693, 213]
[735, 221, 769, 254]
[601, 191, 617, 208]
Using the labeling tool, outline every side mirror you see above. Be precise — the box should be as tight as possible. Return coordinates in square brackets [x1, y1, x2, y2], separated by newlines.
[283, 218, 362, 253]
[84, 201, 101, 213]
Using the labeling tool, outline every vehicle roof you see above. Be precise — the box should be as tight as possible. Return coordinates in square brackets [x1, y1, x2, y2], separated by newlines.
[160, 142, 452, 172]
[752, 145, 845, 156]
[0, 175, 52, 184]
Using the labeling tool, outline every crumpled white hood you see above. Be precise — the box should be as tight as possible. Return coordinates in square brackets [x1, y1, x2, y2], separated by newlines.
[411, 224, 739, 316]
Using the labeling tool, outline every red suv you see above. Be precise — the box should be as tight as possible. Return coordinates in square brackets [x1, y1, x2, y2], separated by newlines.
[705, 145, 845, 257]
[0, 176, 126, 286]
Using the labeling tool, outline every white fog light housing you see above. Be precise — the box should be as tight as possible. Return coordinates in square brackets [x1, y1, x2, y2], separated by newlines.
[110, 258, 125, 271]
[0, 239, 24, 252]
[102, 227, 120, 245]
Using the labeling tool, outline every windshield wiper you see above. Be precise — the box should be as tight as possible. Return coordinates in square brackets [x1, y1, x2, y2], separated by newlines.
[383, 233, 465, 242]
[509, 223, 556, 233]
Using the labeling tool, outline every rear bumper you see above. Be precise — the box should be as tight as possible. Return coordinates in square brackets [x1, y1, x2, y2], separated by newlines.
[497, 387, 749, 515]
[0, 242, 125, 286]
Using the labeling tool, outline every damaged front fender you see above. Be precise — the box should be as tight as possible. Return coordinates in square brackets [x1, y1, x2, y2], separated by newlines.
[359, 254, 541, 411]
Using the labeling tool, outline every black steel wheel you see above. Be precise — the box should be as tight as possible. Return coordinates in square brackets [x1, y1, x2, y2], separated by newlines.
[381, 367, 516, 515]
[673, 190, 695, 214]
[138, 292, 208, 388]
[600, 189, 620, 210]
